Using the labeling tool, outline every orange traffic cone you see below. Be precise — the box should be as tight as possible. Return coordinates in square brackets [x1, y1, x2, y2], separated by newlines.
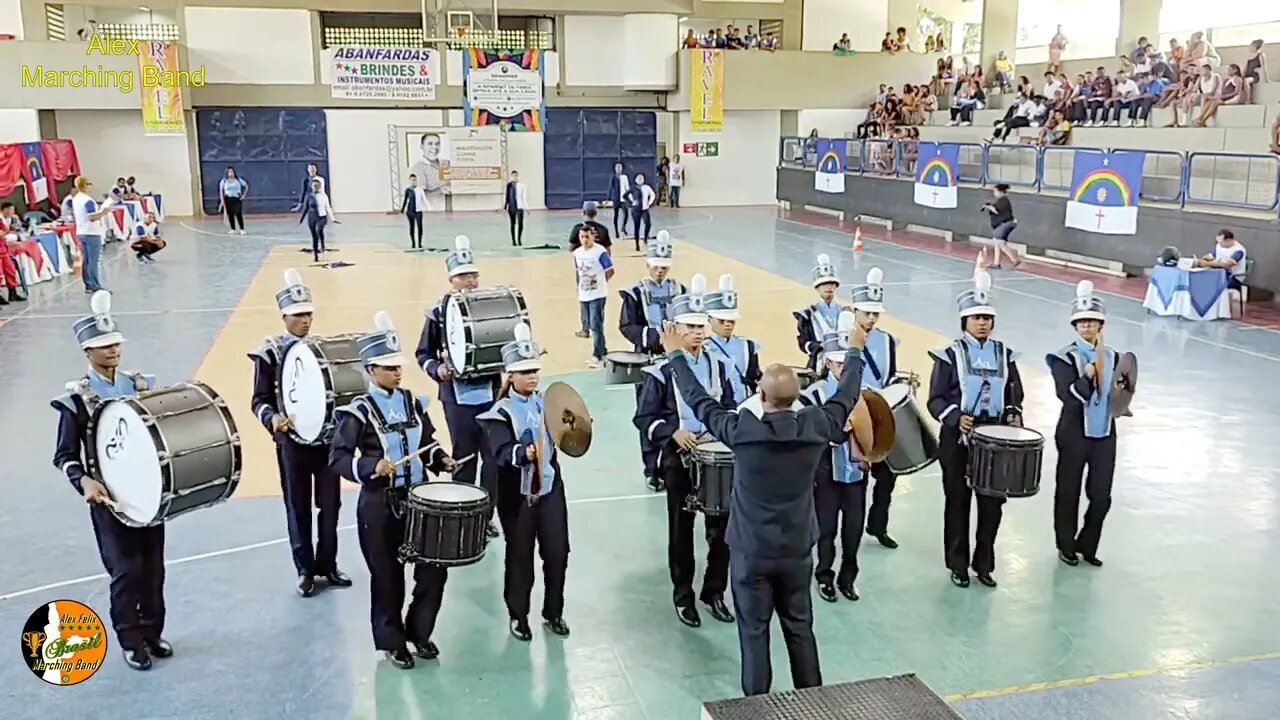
[852, 225, 864, 252]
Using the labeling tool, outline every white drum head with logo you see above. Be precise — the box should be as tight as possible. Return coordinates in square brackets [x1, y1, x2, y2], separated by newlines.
[411, 481, 488, 503]
[282, 341, 329, 443]
[444, 295, 468, 372]
[876, 383, 911, 409]
[737, 393, 802, 418]
[973, 425, 1040, 442]
[94, 400, 164, 525]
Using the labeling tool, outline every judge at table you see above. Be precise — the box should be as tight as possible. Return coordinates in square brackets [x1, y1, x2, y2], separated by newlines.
[1194, 229, 1247, 290]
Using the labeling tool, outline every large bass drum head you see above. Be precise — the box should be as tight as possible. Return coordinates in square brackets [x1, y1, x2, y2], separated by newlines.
[444, 294, 468, 372]
[94, 400, 164, 525]
[876, 383, 911, 409]
[281, 340, 328, 444]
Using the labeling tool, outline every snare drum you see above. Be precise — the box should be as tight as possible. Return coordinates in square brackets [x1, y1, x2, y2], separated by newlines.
[875, 384, 939, 475]
[88, 382, 242, 527]
[966, 425, 1045, 499]
[603, 351, 652, 385]
[400, 481, 491, 567]
[690, 440, 734, 515]
[443, 287, 530, 378]
[278, 334, 365, 444]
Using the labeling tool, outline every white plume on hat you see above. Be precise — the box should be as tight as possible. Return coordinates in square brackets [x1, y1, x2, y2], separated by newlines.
[817, 253, 831, 266]
[454, 234, 471, 251]
[719, 274, 733, 292]
[866, 267, 883, 285]
[1076, 280, 1094, 301]
[374, 310, 395, 332]
[975, 270, 992, 293]
[513, 321, 532, 343]
[90, 289, 111, 316]
[283, 268, 301, 288]
[656, 229, 670, 244]
[690, 273, 706, 294]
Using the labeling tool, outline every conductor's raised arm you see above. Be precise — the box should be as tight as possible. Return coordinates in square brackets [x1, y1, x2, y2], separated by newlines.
[661, 323, 739, 446]
[815, 314, 868, 439]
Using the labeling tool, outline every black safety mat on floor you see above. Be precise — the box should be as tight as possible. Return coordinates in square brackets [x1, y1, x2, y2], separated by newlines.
[297, 247, 340, 252]
[518, 243, 561, 250]
[701, 675, 962, 720]
[312, 261, 355, 269]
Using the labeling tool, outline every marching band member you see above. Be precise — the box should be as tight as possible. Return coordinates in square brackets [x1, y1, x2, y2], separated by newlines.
[793, 254, 850, 371]
[51, 291, 172, 671]
[633, 274, 737, 628]
[414, 235, 500, 538]
[1046, 281, 1118, 568]
[618, 230, 686, 492]
[926, 271, 1025, 589]
[703, 273, 762, 404]
[477, 323, 572, 642]
[799, 312, 866, 602]
[330, 311, 457, 669]
[848, 268, 903, 549]
[248, 269, 350, 598]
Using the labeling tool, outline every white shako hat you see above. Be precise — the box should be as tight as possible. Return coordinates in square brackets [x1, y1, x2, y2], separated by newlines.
[446, 235, 478, 277]
[276, 268, 313, 316]
[73, 290, 124, 349]
[500, 322, 542, 373]
[703, 274, 739, 320]
[646, 230, 674, 267]
[957, 270, 996, 318]
[1070, 280, 1106, 323]
[670, 273, 709, 325]
[811, 253, 839, 287]
[357, 311, 406, 367]
[849, 267, 885, 313]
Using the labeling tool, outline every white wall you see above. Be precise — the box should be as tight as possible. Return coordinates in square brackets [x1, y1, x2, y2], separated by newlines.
[324, 109, 545, 214]
[184, 7, 315, 85]
[804, 0, 887, 52]
[442, 50, 560, 86]
[563, 16, 628, 86]
[0, 0, 24, 38]
[53, 110, 195, 216]
[675, 110, 781, 206]
[797, 109, 870, 137]
[0, 109, 40, 143]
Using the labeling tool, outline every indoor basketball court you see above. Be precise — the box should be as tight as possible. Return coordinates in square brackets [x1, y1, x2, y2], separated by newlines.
[2, 206, 1280, 719]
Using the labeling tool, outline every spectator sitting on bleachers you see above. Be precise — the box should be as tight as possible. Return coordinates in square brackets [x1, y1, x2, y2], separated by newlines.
[1084, 67, 1114, 126]
[1195, 229, 1247, 291]
[947, 80, 986, 126]
[925, 34, 936, 53]
[881, 32, 896, 52]
[894, 27, 912, 53]
[1181, 31, 1220, 73]
[760, 32, 778, 51]
[683, 30, 699, 49]
[1269, 113, 1280, 154]
[1034, 110, 1071, 146]
[991, 92, 1042, 141]
[993, 51, 1013, 92]
[1065, 73, 1090, 123]
[1243, 40, 1268, 102]
[917, 85, 937, 121]
[1170, 63, 1221, 128]
[1101, 70, 1141, 127]
[900, 84, 923, 125]
[131, 212, 166, 264]
[1133, 71, 1169, 127]
[834, 34, 852, 52]
[1156, 73, 1194, 119]
[899, 128, 921, 172]
[1194, 63, 1244, 127]
[1042, 71, 1064, 102]
[709, 29, 727, 48]
[934, 32, 946, 52]
[743, 25, 760, 48]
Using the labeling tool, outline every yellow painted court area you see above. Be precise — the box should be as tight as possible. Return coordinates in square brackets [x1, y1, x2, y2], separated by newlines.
[193, 241, 951, 498]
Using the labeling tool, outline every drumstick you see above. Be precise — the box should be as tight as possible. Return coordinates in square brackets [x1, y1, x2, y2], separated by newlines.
[393, 444, 439, 467]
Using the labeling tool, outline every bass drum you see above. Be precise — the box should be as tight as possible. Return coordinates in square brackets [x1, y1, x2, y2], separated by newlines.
[278, 334, 365, 445]
[89, 382, 242, 527]
[444, 287, 530, 379]
[876, 383, 939, 475]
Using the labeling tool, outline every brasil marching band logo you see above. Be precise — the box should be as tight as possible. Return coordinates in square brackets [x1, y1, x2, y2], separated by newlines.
[20, 600, 108, 685]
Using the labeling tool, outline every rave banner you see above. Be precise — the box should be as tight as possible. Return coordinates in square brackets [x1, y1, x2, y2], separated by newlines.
[690, 49, 724, 132]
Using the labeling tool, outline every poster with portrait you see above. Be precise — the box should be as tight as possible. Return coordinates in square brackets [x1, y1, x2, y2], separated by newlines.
[393, 126, 504, 212]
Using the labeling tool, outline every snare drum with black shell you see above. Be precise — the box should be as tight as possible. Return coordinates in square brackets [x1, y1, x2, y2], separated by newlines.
[400, 481, 491, 567]
[690, 440, 734, 515]
[966, 425, 1044, 499]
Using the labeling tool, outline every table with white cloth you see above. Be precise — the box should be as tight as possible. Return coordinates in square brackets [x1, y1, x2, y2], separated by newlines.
[1143, 265, 1231, 321]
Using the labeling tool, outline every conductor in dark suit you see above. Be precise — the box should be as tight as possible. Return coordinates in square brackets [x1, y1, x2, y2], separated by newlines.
[658, 314, 867, 697]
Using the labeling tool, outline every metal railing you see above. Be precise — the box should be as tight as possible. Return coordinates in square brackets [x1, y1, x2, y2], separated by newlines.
[779, 137, 1280, 215]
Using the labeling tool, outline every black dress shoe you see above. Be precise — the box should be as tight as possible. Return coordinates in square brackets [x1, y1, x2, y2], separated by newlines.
[9, 287, 27, 302]
[838, 583, 859, 602]
[509, 618, 533, 642]
[145, 638, 173, 658]
[413, 640, 439, 660]
[1081, 555, 1104, 567]
[296, 574, 316, 597]
[123, 648, 152, 671]
[704, 597, 735, 624]
[873, 533, 899, 549]
[817, 581, 838, 603]
[1059, 550, 1081, 567]
[323, 570, 353, 587]
[675, 604, 701, 628]
[486, 522, 500, 539]
[975, 572, 998, 588]
[385, 648, 415, 669]
[646, 476, 664, 492]
[950, 570, 970, 588]
[543, 617, 571, 637]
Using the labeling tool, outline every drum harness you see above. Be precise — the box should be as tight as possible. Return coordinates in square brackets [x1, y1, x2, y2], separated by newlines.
[361, 393, 422, 521]
[955, 340, 1007, 447]
[79, 372, 148, 475]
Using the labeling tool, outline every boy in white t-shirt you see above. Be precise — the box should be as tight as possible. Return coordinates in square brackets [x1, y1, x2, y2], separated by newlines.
[572, 225, 615, 368]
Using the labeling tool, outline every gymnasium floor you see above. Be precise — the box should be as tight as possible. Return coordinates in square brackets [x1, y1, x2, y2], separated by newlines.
[2, 206, 1279, 719]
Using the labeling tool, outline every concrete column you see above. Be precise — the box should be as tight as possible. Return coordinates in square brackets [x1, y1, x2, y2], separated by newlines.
[979, 0, 1017, 76]
[1116, 0, 1162, 56]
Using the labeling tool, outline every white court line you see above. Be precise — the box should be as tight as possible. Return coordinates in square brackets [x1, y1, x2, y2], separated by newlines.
[776, 217, 1280, 364]
[0, 491, 665, 603]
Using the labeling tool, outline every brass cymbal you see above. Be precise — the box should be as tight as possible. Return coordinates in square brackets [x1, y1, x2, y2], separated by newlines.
[1110, 352, 1138, 419]
[544, 381, 592, 457]
[848, 389, 897, 463]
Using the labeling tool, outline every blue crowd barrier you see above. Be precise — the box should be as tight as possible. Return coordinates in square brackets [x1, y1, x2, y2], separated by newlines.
[779, 136, 1280, 215]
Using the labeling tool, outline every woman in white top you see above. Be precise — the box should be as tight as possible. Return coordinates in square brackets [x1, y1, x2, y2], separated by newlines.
[1175, 64, 1221, 127]
[297, 178, 333, 261]
[667, 155, 685, 208]
[70, 175, 114, 293]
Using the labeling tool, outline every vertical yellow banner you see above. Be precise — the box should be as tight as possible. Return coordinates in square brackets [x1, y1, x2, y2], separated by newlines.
[138, 42, 186, 136]
[690, 49, 724, 133]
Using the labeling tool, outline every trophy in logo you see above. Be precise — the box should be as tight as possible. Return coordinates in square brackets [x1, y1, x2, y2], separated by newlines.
[22, 631, 46, 659]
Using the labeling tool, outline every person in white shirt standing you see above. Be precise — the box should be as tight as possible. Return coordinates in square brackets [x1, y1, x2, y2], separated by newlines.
[572, 226, 615, 368]
[627, 173, 657, 247]
[71, 175, 114, 294]
[667, 155, 685, 208]
[298, 178, 334, 262]
[504, 170, 528, 247]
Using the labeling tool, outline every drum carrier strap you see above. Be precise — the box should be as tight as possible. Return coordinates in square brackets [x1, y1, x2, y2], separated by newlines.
[361, 390, 422, 519]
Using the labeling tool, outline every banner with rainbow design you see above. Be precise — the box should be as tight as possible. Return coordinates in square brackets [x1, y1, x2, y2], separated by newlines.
[1064, 150, 1145, 235]
[814, 139, 848, 193]
[913, 142, 959, 209]
[462, 49, 545, 131]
